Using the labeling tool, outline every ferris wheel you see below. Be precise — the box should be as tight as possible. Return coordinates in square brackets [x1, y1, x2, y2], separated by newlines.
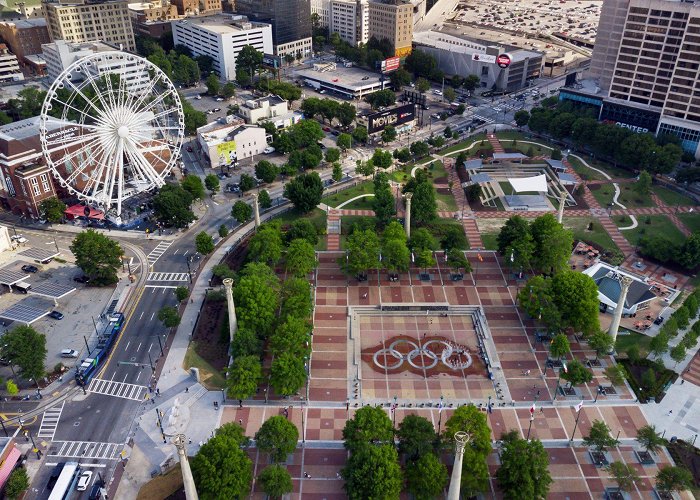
[39, 51, 185, 225]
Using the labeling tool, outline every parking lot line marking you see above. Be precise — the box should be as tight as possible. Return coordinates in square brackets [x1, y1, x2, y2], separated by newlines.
[125, 340, 131, 351]
[139, 311, 144, 320]
[148, 342, 153, 353]
[150, 312, 155, 321]
[136, 342, 142, 352]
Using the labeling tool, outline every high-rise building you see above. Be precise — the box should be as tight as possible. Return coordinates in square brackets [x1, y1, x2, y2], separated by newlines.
[330, 0, 368, 46]
[368, 0, 412, 57]
[0, 44, 24, 82]
[127, 0, 181, 37]
[234, 0, 312, 56]
[170, 0, 222, 16]
[562, 0, 700, 157]
[171, 14, 273, 80]
[42, 0, 136, 52]
[311, 0, 330, 28]
[0, 18, 51, 64]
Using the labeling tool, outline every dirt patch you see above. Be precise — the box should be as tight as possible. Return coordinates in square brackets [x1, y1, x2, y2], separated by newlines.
[209, 234, 252, 287]
[192, 297, 229, 374]
[668, 440, 700, 490]
[568, 187, 589, 210]
[433, 176, 448, 186]
[137, 463, 184, 500]
[436, 187, 451, 195]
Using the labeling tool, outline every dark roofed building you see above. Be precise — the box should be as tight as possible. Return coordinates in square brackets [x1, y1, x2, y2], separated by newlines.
[585, 262, 655, 315]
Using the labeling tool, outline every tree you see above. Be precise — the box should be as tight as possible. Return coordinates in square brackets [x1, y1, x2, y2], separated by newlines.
[248, 224, 283, 265]
[255, 415, 299, 463]
[444, 87, 456, 103]
[231, 201, 252, 224]
[239, 173, 256, 192]
[285, 238, 317, 276]
[174, 286, 189, 303]
[518, 275, 560, 329]
[70, 229, 123, 286]
[205, 73, 220, 95]
[514, 109, 530, 127]
[530, 214, 573, 274]
[381, 125, 397, 143]
[270, 352, 307, 396]
[269, 316, 311, 357]
[656, 466, 693, 496]
[670, 343, 686, 366]
[365, 89, 396, 109]
[497, 215, 534, 269]
[604, 364, 627, 386]
[382, 238, 410, 274]
[636, 170, 652, 196]
[204, 174, 220, 195]
[221, 82, 236, 99]
[462, 74, 481, 92]
[158, 306, 181, 328]
[410, 141, 430, 158]
[226, 355, 262, 399]
[397, 414, 436, 461]
[560, 359, 593, 387]
[343, 444, 402, 500]
[352, 125, 368, 144]
[286, 219, 318, 246]
[343, 405, 394, 452]
[549, 333, 570, 360]
[649, 331, 670, 358]
[1, 326, 46, 381]
[284, 172, 323, 213]
[416, 77, 430, 93]
[444, 405, 492, 497]
[280, 277, 313, 320]
[636, 424, 667, 455]
[39, 197, 67, 223]
[191, 424, 253, 499]
[389, 67, 412, 89]
[236, 44, 263, 82]
[408, 227, 437, 252]
[446, 248, 471, 275]
[345, 229, 380, 278]
[255, 160, 279, 184]
[256, 189, 271, 210]
[195, 231, 215, 255]
[7, 87, 46, 120]
[412, 181, 437, 225]
[153, 184, 195, 228]
[332, 162, 343, 182]
[372, 173, 395, 227]
[257, 465, 293, 499]
[583, 420, 619, 453]
[337, 132, 353, 151]
[587, 331, 614, 359]
[234, 263, 280, 336]
[4, 468, 29, 500]
[6, 380, 18, 396]
[405, 453, 448, 500]
[405, 49, 438, 78]
[677, 233, 700, 270]
[325, 147, 341, 164]
[181, 174, 205, 200]
[496, 435, 552, 500]
[607, 461, 640, 493]
[550, 270, 600, 335]
[218, 224, 229, 238]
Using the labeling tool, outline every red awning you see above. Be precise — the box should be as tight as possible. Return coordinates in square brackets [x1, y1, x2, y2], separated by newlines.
[64, 204, 105, 220]
[0, 446, 21, 488]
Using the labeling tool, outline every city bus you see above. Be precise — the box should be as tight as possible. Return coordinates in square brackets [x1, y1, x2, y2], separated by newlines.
[48, 461, 79, 500]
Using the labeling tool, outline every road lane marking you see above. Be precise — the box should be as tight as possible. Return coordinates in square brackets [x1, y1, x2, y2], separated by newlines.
[87, 378, 148, 401]
[145, 285, 179, 289]
[37, 402, 64, 440]
[48, 440, 123, 461]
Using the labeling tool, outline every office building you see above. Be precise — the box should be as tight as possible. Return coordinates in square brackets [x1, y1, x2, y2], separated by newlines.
[170, 0, 221, 16]
[561, 0, 700, 157]
[128, 0, 180, 37]
[0, 19, 51, 64]
[311, 0, 330, 27]
[330, 0, 368, 46]
[368, 0, 412, 57]
[233, 0, 312, 54]
[238, 94, 302, 128]
[171, 14, 272, 80]
[0, 45, 24, 82]
[196, 119, 269, 168]
[42, 0, 136, 52]
[413, 30, 543, 92]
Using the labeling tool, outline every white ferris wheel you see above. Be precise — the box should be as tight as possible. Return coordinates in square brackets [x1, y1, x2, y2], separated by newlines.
[39, 51, 185, 225]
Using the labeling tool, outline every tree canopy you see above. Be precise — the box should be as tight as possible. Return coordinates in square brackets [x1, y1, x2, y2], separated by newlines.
[285, 238, 317, 277]
[231, 201, 253, 224]
[444, 405, 492, 496]
[153, 184, 195, 228]
[70, 229, 123, 285]
[226, 355, 263, 400]
[248, 223, 283, 265]
[344, 229, 380, 277]
[39, 197, 67, 223]
[181, 174, 205, 200]
[405, 452, 448, 500]
[257, 465, 293, 499]
[397, 414, 437, 461]
[343, 405, 394, 452]
[496, 433, 553, 499]
[195, 231, 215, 255]
[583, 419, 619, 452]
[1, 326, 47, 381]
[254, 415, 299, 463]
[284, 172, 324, 213]
[342, 444, 403, 500]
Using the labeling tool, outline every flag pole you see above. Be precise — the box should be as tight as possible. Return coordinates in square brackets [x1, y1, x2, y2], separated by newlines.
[526, 413, 534, 440]
[570, 403, 583, 445]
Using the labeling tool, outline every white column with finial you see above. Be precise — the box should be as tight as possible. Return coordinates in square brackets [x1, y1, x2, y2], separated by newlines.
[222, 278, 237, 344]
[404, 192, 413, 239]
[447, 431, 470, 500]
[608, 275, 633, 349]
[173, 434, 199, 500]
[252, 193, 260, 227]
[557, 191, 567, 223]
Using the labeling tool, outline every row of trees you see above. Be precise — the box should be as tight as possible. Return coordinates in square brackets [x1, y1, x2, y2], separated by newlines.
[301, 97, 357, 128]
[645, 289, 700, 366]
[637, 231, 700, 270]
[517, 103, 684, 174]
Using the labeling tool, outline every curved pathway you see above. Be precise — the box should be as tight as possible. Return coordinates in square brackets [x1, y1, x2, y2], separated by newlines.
[335, 193, 374, 209]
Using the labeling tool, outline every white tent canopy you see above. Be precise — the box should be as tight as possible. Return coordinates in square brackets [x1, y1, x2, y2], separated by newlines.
[508, 174, 547, 193]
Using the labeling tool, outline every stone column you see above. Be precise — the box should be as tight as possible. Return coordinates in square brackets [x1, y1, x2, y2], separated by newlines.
[251, 193, 260, 227]
[173, 434, 199, 500]
[607, 276, 633, 349]
[222, 278, 237, 344]
[404, 192, 413, 239]
[557, 191, 567, 224]
[447, 431, 470, 500]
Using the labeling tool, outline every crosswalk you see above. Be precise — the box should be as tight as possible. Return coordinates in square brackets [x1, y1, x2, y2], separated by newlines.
[147, 241, 172, 267]
[472, 114, 495, 124]
[88, 378, 149, 401]
[48, 440, 123, 461]
[147, 272, 189, 282]
[37, 402, 65, 440]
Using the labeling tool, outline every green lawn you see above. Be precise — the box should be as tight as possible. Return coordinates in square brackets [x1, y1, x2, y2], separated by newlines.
[615, 331, 653, 357]
[342, 196, 376, 210]
[589, 183, 654, 209]
[495, 131, 528, 141]
[564, 217, 623, 264]
[440, 133, 487, 155]
[620, 215, 687, 247]
[567, 156, 608, 182]
[614, 214, 634, 227]
[481, 233, 499, 251]
[436, 192, 457, 211]
[652, 185, 696, 207]
[274, 207, 327, 250]
[679, 212, 700, 233]
[321, 181, 374, 208]
[183, 343, 226, 390]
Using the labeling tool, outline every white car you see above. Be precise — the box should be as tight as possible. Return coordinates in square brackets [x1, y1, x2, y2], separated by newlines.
[263, 146, 275, 154]
[60, 349, 79, 358]
[216, 97, 224, 102]
[11, 235, 27, 244]
[433, 89, 443, 96]
[76, 470, 92, 491]
[195, 95, 202, 100]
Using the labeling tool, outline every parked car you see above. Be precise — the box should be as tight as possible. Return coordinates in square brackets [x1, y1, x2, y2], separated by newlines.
[433, 89, 443, 96]
[323, 127, 331, 132]
[186, 146, 193, 152]
[61, 349, 78, 358]
[48, 311, 64, 320]
[77, 470, 93, 491]
[226, 183, 240, 193]
[331, 130, 340, 136]
[195, 95, 202, 100]
[11, 235, 27, 244]
[73, 275, 90, 283]
[215, 97, 224, 101]
[213, 107, 221, 112]
[263, 146, 275, 154]
[21, 264, 38, 273]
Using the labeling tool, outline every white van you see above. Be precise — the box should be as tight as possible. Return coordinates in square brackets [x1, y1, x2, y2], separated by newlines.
[15, 282, 31, 294]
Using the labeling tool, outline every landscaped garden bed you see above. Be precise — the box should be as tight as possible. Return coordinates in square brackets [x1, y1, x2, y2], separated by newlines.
[618, 358, 677, 403]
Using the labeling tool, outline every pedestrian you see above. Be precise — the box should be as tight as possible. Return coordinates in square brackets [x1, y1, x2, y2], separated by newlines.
[668, 410, 673, 416]
[185, 386, 189, 393]
[156, 388, 160, 395]
[239, 418, 243, 425]
[239, 399, 243, 408]
[681, 379, 685, 385]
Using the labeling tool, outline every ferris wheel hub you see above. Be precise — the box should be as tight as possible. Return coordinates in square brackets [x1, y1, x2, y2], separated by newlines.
[117, 125, 129, 139]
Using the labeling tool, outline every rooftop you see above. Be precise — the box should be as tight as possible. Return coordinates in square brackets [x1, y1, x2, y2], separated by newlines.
[415, 28, 543, 61]
[0, 18, 47, 29]
[295, 66, 382, 91]
[243, 94, 286, 108]
[0, 116, 62, 142]
[173, 14, 269, 34]
[587, 263, 656, 309]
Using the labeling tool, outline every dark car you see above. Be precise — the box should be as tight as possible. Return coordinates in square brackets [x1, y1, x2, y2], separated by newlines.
[73, 275, 90, 283]
[331, 130, 340, 136]
[21, 264, 38, 273]
[317, 142, 326, 149]
[186, 146, 193, 152]
[48, 311, 64, 320]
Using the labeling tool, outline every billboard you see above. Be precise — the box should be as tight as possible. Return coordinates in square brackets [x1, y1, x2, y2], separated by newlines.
[367, 103, 416, 134]
[263, 54, 281, 69]
[472, 53, 496, 64]
[497, 53, 512, 68]
[381, 56, 401, 73]
[216, 141, 237, 165]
